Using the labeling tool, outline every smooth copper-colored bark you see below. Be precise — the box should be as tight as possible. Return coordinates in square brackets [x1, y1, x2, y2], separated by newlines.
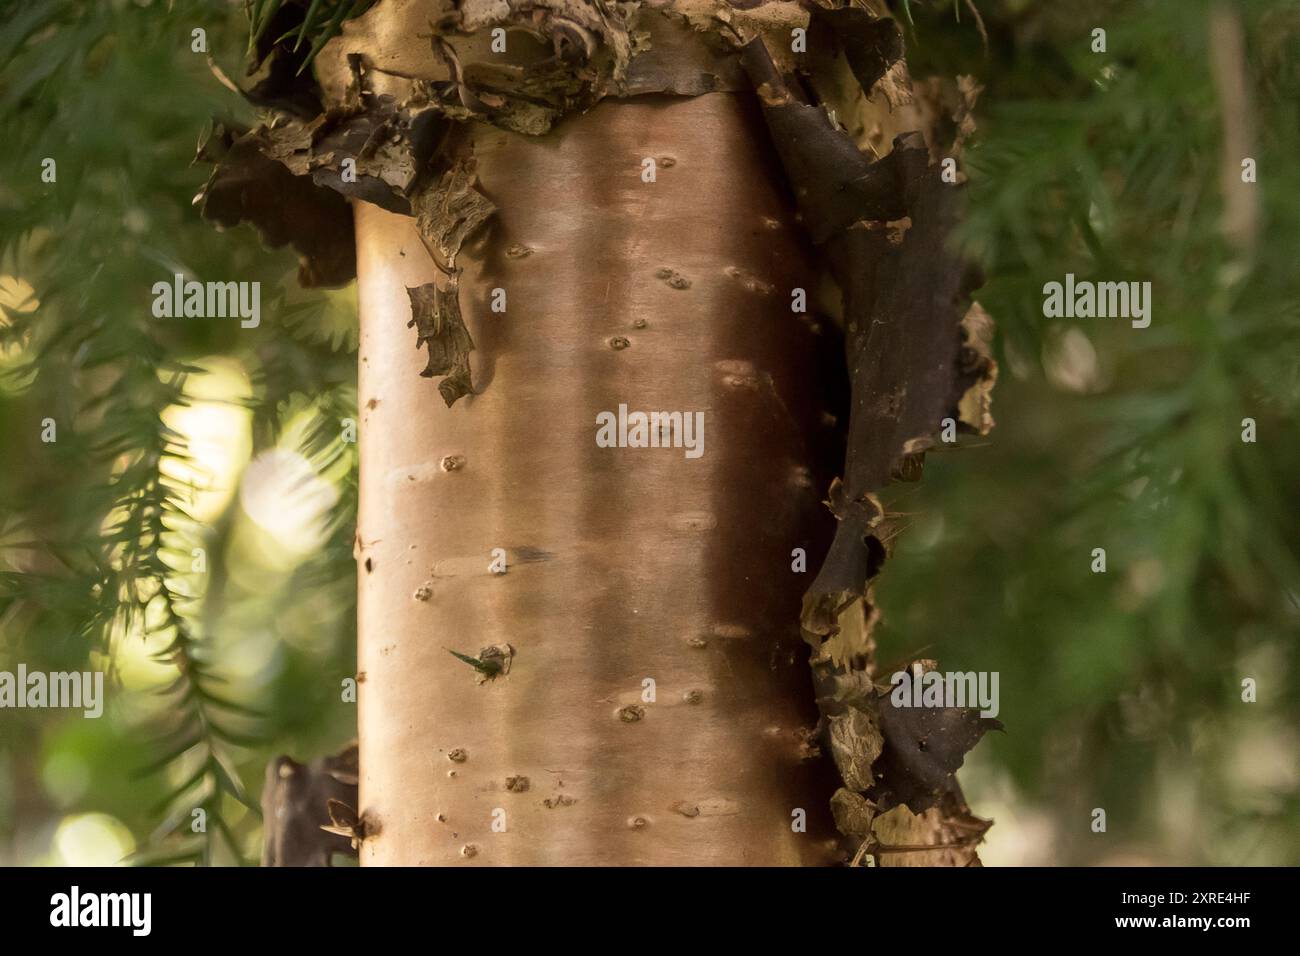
[354, 92, 841, 865]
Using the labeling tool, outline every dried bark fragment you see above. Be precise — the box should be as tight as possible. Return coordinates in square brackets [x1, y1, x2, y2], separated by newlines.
[412, 162, 496, 267]
[310, 0, 806, 125]
[908, 73, 984, 163]
[827, 150, 974, 493]
[193, 123, 356, 288]
[455, 0, 636, 86]
[813, 593, 879, 673]
[799, 479, 885, 639]
[407, 281, 474, 405]
[828, 703, 883, 792]
[194, 1, 816, 296]
[405, 162, 496, 405]
[668, 0, 807, 69]
[256, 95, 451, 214]
[830, 787, 876, 840]
[868, 792, 990, 868]
[869, 676, 1002, 814]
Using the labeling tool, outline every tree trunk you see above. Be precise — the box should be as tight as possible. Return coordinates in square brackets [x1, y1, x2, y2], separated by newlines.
[354, 92, 844, 865]
[197, 0, 995, 868]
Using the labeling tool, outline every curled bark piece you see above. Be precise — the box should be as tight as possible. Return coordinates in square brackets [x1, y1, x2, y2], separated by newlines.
[256, 95, 452, 214]
[261, 743, 360, 867]
[830, 787, 877, 840]
[828, 703, 883, 792]
[453, 0, 636, 86]
[667, 0, 808, 65]
[310, 0, 807, 127]
[406, 281, 475, 405]
[444, 0, 638, 118]
[411, 161, 496, 268]
[869, 667, 1002, 814]
[194, 123, 356, 288]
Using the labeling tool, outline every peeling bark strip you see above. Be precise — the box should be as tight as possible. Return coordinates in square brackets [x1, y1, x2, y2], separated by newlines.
[739, 11, 998, 861]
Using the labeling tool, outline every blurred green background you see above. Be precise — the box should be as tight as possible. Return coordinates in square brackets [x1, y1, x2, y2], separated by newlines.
[0, 0, 1296, 865]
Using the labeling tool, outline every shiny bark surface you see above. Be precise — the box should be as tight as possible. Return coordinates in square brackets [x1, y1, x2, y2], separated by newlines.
[354, 92, 842, 865]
